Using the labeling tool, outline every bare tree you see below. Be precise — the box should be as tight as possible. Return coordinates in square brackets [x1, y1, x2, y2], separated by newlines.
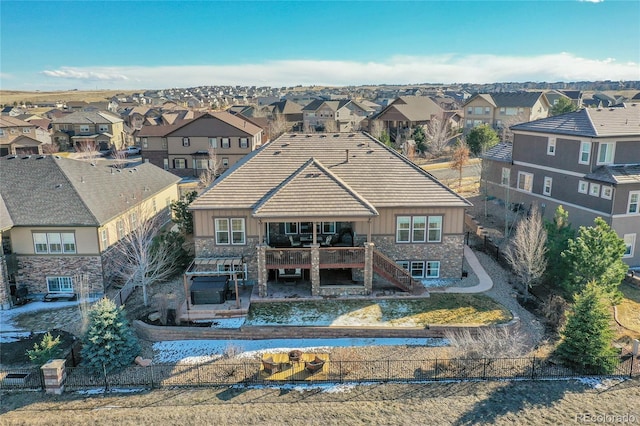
[42, 142, 60, 155]
[268, 113, 289, 140]
[504, 204, 548, 300]
[450, 139, 470, 188]
[111, 149, 128, 169]
[110, 205, 180, 306]
[198, 148, 222, 190]
[74, 273, 91, 334]
[426, 116, 457, 158]
[323, 118, 337, 133]
[78, 141, 100, 161]
[498, 112, 526, 143]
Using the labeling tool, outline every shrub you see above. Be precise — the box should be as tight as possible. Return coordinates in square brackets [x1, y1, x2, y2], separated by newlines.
[26, 332, 63, 365]
[444, 326, 528, 359]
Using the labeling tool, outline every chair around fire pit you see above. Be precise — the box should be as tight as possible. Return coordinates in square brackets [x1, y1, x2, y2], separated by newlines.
[262, 357, 280, 375]
[304, 356, 325, 373]
[288, 350, 303, 363]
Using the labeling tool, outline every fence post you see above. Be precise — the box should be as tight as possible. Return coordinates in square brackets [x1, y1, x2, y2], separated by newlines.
[339, 361, 343, 383]
[530, 357, 536, 380]
[197, 363, 201, 386]
[103, 363, 109, 392]
[150, 365, 155, 389]
[630, 356, 634, 378]
[387, 360, 390, 382]
[482, 358, 487, 380]
[434, 358, 438, 380]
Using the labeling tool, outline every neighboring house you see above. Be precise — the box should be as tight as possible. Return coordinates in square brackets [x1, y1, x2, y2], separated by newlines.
[481, 105, 640, 267]
[370, 96, 449, 142]
[138, 111, 263, 178]
[0, 155, 180, 307]
[51, 111, 127, 151]
[560, 90, 583, 108]
[189, 132, 471, 299]
[268, 100, 304, 131]
[545, 90, 573, 109]
[0, 117, 49, 156]
[462, 92, 550, 132]
[302, 99, 371, 132]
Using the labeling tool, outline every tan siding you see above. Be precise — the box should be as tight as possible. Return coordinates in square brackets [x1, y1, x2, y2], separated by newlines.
[373, 207, 465, 235]
[11, 227, 100, 254]
[194, 209, 257, 238]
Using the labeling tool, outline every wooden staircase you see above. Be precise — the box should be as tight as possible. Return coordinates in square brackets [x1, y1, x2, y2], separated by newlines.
[372, 249, 426, 295]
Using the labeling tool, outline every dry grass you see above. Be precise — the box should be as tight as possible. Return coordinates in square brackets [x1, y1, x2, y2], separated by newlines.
[1, 379, 638, 425]
[616, 282, 640, 339]
[0, 89, 138, 105]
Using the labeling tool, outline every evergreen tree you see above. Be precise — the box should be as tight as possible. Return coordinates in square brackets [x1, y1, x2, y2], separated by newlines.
[411, 126, 428, 153]
[550, 97, 578, 116]
[26, 332, 63, 365]
[379, 130, 392, 147]
[544, 206, 575, 287]
[561, 217, 627, 303]
[466, 124, 499, 156]
[81, 298, 140, 374]
[170, 191, 198, 234]
[555, 280, 617, 374]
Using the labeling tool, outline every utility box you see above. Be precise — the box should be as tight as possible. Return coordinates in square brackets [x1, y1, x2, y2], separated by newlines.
[190, 276, 229, 305]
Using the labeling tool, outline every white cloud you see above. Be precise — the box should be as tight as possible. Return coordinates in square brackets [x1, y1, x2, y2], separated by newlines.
[32, 53, 640, 90]
[578, 0, 604, 3]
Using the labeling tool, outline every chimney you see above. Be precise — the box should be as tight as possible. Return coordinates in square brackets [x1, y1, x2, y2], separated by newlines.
[345, 149, 349, 163]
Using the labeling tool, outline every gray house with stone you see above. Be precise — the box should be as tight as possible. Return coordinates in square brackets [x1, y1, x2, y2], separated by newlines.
[189, 132, 471, 299]
[481, 105, 640, 267]
[0, 155, 180, 308]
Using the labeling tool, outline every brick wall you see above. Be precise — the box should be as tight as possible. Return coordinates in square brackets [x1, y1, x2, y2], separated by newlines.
[16, 255, 104, 297]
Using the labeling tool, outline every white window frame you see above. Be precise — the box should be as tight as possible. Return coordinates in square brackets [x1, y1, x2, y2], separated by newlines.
[79, 125, 90, 133]
[601, 186, 613, 200]
[182, 137, 190, 147]
[396, 216, 411, 242]
[174, 158, 186, 169]
[46, 276, 74, 293]
[426, 261, 441, 278]
[579, 141, 591, 165]
[221, 138, 230, 148]
[412, 216, 427, 243]
[33, 232, 76, 254]
[116, 220, 125, 239]
[589, 183, 600, 197]
[161, 138, 167, 149]
[141, 137, 148, 148]
[215, 218, 246, 245]
[239, 138, 249, 149]
[547, 138, 556, 156]
[410, 261, 425, 278]
[543, 177, 552, 196]
[517, 172, 533, 192]
[628, 191, 640, 214]
[209, 137, 218, 148]
[623, 234, 636, 258]
[427, 216, 442, 243]
[501, 168, 510, 186]
[222, 157, 229, 167]
[195, 158, 208, 169]
[98, 124, 109, 133]
[284, 222, 299, 235]
[163, 158, 169, 170]
[100, 229, 109, 250]
[578, 180, 588, 194]
[597, 142, 615, 165]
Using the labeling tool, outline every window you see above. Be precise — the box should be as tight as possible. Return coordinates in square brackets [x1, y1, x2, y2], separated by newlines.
[427, 216, 442, 242]
[240, 138, 249, 148]
[209, 137, 218, 148]
[98, 125, 109, 132]
[623, 234, 636, 258]
[182, 137, 190, 147]
[222, 158, 229, 167]
[117, 220, 125, 239]
[578, 180, 588, 194]
[80, 125, 90, 133]
[47, 277, 74, 293]
[517, 172, 533, 192]
[413, 216, 426, 242]
[130, 212, 138, 229]
[589, 183, 600, 197]
[601, 186, 613, 200]
[33, 232, 76, 254]
[141, 137, 148, 148]
[484, 107, 491, 115]
[597, 142, 615, 165]
[547, 138, 556, 155]
[161, 138, 167, 149]
[23, 128, 31, 133]
[174, 158, 186, 169]
[579, 141, 591, 165]
[501, 168, 510, 186]
[322, 222, 336, 234]
[0, 129, 5, 137]
[285, 222, 299, 234]
[396, 260, 409, 271]
[426, 261, 441, 278]
[628, 191, 640, 214]
[221, 138, 230, 148]
[474, 106, 483, 115]
[396, 217, 411, 242]
[215, 218, 246, 245]
[195, 159, 208, 169]
[152, 198, 157, 213]
[466, 107, 472, 115]
[100, 229, 109, 249]
[543, 177, 552, 196]
[163, 158, 169, 170]
[410, 261, 425, 278]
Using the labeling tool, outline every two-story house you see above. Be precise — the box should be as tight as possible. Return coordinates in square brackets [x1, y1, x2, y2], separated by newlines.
[138, 111, 263, 178]
[370, 96, 450, 142]
[302, 100, 371, 132]
[0, 155, 180, 308]
[481, 105, 640, 267]
[51, 111, 127, 151]
[463, 92, 550, 133]
[188, 132, 471, 302]
[0, 116, 50, 156]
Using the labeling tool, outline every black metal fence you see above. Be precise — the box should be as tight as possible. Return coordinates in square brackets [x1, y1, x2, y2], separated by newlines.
[2, 355, 638, 392]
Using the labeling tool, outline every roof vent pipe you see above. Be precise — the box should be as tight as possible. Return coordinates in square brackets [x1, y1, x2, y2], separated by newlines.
[346, 149, 349, 163]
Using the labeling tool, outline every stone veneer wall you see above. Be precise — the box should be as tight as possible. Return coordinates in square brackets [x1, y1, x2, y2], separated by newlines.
[195, 237, 259, 284]
[371, 235, 464, 279]
[16, 255, 104, 297]
[0, 256, 10, 309]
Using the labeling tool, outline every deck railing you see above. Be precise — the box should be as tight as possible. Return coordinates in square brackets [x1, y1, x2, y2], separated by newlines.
[265, 247, 365, 269]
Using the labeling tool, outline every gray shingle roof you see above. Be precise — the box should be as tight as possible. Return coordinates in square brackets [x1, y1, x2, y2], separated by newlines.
[51, 111, 123, 124]
[376, 96, 443, 122]
[585, 164, 640, 185]
[511, 105, 640, 137]
[0, 155, 180, 227]
[482, 142, 513, 163]
[191, 132, 471, 212]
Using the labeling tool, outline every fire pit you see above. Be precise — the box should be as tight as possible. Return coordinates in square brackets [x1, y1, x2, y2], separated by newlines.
[288, 350, 302, 363]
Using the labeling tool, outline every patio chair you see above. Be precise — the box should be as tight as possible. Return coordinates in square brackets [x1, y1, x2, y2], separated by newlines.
[304, 356, 325, 373]
[262, 357, 280, 375]
[289, 236, 302, 247]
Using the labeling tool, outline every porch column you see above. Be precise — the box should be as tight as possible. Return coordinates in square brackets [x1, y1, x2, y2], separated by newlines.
[256, 244, 268, 297]
[363, 242, 374, 294]
[310, 244, 320, 296]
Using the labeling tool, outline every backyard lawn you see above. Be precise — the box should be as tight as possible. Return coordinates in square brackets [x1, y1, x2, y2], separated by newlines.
[617, 282, 640, 339]
[245, 294, 512, 327]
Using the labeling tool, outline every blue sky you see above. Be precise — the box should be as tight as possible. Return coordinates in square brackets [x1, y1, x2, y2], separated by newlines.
[1, 0, 639, 90]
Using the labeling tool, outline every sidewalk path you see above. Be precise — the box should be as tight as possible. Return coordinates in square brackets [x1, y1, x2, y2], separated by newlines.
[442, 246, 493, 293]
